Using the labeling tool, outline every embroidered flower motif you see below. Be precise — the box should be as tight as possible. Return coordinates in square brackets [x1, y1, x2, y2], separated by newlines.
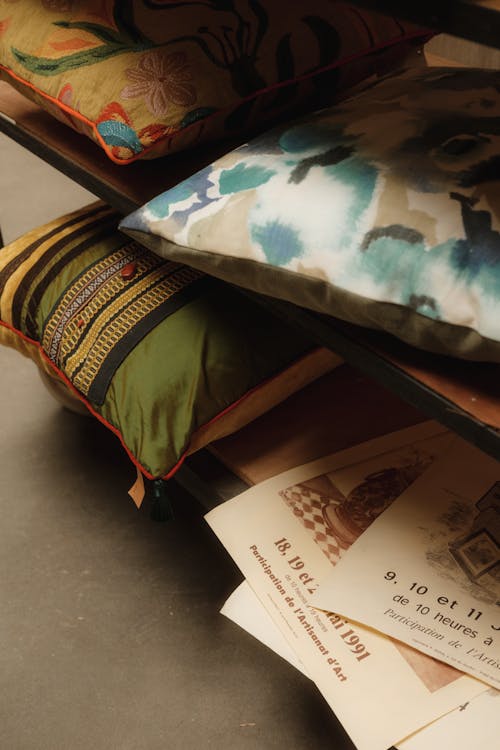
[96, 101, 144, 160]
[121, 51, 196, 118]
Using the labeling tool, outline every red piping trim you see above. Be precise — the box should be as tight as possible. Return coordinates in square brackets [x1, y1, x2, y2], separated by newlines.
[0, 318, 321, 482]
[0, 319, 156, 477]
[0, 27, 432, 165]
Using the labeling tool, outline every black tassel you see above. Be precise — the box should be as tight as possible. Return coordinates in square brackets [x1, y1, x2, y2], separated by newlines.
[150, 479, 174, 522]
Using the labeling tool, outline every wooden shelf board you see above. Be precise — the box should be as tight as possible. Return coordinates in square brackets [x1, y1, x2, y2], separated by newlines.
[254, 297, 500, 463]
[209, 365, 426, 486]
[1, 81, 499, 467]
[0, 82, 239, 216]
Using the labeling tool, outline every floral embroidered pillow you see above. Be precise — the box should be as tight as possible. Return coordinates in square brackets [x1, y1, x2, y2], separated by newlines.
[121, 66, 500, 362]
[0, 0, 430, 163]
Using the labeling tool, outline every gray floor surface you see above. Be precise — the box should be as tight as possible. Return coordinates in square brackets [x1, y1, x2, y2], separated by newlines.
[0, 134, 353, 749]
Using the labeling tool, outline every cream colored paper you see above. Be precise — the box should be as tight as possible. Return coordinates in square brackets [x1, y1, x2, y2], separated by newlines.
[221, 582, 309, 676]
[313, 438, 500, 688]
[220, 425, 451, 679]
[224, 584, 499, 750]
[206, 423, 486, 750]
[398, 688, 499, 750]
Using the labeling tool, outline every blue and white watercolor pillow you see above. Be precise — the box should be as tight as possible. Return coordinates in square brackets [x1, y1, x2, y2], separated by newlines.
[121, 66, 500, 362]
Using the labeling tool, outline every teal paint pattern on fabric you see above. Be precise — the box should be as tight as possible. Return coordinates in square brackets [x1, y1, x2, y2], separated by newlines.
[251, 221, 303, 265]
[219, 164, 276, 194]
[121, 66, 500, 360]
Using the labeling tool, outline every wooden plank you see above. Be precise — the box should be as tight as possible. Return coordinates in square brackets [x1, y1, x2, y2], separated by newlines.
[252, 297, 500, 463]
[426, 34, 500, 66]
[209, 347, 500, 484]
[210, 365, 426, 485]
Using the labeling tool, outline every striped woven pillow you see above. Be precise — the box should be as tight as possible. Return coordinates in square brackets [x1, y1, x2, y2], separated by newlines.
[0, 202, 338, 480]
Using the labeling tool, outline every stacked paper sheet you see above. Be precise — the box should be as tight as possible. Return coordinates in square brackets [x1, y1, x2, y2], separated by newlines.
[206, 423, 499, 750]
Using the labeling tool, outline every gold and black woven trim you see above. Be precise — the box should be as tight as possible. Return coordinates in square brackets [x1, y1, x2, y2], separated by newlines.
[41, 241, 207, 404]
[10, 204, 118, 334]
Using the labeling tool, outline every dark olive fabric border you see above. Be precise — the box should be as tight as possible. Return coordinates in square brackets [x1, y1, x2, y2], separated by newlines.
[123, 227, 500, 364]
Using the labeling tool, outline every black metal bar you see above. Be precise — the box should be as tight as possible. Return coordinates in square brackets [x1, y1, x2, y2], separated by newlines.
[347, 0, 500, 50]
[250, 294, 500, 462]
[174, 462, 249, 512]
[0, 114, 136, 216]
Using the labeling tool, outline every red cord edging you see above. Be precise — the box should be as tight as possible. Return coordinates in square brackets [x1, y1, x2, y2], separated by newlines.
[0, 318, 322, 483]
[0, 27, 432, 165]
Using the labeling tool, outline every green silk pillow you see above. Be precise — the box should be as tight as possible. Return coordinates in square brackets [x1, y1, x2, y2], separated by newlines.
[0, 0, 429, 163]
[121, 66, 500, 362]
[0, 202, 329, 479]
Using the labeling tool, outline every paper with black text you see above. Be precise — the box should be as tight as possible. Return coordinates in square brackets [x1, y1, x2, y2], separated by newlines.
[313, 438, 500, 688]
[206, 423, 486, 750]
[223, 584, 499, 750]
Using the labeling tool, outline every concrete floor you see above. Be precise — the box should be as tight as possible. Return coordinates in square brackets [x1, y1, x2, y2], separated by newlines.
[0, 135, 354, 749]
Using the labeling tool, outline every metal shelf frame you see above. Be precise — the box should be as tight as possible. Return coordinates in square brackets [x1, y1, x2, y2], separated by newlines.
[348, 0, 500, 50]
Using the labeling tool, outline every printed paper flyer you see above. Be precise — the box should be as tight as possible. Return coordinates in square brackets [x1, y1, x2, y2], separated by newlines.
[222, 584, 499, 750]
[206, 424, 486, 750]
[313, 438, 500, 688]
